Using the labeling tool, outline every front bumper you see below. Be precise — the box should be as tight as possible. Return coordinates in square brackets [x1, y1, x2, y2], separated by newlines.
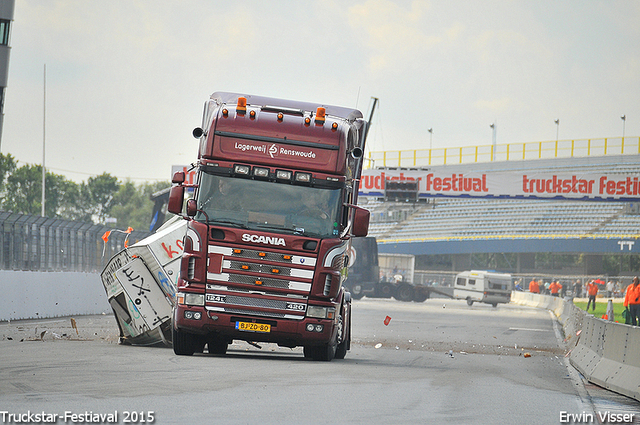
[174, 304, 336, 347]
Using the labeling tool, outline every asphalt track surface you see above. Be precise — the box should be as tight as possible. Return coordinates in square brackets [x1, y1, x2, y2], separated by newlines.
[1, 298, 638, 425]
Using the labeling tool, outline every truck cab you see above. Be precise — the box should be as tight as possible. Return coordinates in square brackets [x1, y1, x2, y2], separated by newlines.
[167, 92, 370, 361]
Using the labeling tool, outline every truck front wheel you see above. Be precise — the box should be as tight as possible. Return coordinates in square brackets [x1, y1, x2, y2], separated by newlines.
[173, 326, 197, 356]
[412, 288, 429, 302]
[350, 284, 365, 300]
[334, 311, 350, 360]
[304, 321, 339, 362]
[394, 283, 414, 302]
[207, 335, 229, 355]
[376, 282, 394, 298]
[303, 342, 336, 361]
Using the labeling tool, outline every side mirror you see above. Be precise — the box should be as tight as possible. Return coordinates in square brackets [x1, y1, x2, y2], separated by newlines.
[352, 206, 370, 237]
[172, 171, 185, 184]
[186, 199, 198, 217]
[167, 186, 185, 214]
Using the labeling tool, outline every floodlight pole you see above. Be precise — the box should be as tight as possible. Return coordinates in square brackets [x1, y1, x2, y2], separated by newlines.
[490, 123, 496, 161]
[42, 64, 46, 217]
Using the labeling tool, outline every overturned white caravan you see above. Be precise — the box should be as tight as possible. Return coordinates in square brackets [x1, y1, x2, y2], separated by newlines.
[100, 217, 186, 345]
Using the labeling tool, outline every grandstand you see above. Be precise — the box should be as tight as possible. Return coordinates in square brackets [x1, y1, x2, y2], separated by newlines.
[364, 198, 630, 240]
[358, 152, 640, 276]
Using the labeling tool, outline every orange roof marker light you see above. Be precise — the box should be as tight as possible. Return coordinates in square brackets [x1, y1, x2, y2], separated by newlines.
[237, 97, 247, 115]
[315, 107, 326, 125]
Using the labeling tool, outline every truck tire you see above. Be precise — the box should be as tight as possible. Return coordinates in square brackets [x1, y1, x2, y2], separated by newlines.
[303, 342, 336, 361]
[375, 282, 394, 298]
[335, 309, 350, 360]
[394, 283, 414, 302]
[172, 326, 196, 356]
[207, 335, 228, 355]
[412, 288, 430, 302]
[304, 321, 339, 362]
[350, 284, 365, 300]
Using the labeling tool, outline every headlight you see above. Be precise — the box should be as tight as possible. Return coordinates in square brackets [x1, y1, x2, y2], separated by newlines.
[306, 305, 335, 319]
[184, 310, 203, 320]
[179, 293, 205, 306]
[305, 323, 324, 333]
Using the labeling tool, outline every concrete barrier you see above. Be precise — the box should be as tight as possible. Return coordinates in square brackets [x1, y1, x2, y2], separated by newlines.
[0, 270, 110, 321]
[571, 315, 605, 378]
[511, 291, 640, 401]
[587, 321, 640, 400]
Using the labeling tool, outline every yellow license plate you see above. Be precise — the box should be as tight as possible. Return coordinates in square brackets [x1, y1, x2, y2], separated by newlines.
[235, 321, 271, 333]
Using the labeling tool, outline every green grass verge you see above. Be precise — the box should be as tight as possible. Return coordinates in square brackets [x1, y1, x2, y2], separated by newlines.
[573, 301, 625, 321]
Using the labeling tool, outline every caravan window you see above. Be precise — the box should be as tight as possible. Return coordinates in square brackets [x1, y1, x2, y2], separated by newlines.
[488, 278, 511, 291]
[468, 279, 476, 285]
[456, 277, 466, 286]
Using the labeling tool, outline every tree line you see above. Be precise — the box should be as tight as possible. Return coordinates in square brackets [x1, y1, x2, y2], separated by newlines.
[0, 153, 170, 232]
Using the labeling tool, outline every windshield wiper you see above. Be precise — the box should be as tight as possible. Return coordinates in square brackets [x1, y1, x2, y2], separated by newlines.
[253, 223, 300, 234]
[256, 223, 328, 238]
[208, 218, 249, 228]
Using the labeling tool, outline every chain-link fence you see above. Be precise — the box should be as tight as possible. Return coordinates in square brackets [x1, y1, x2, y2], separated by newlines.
[0, 211, 151, 273]
[414, 269, 634, 299]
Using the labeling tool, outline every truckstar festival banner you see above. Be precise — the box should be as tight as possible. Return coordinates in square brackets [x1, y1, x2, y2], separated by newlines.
[358, 169, 640, 202]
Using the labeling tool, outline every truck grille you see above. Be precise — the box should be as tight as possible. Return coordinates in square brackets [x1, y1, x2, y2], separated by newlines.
[206, 293, 306, 320]
[228, 274, 291, 289]
[231, 249, 291, 262]
[226, 295, 286, 310]
[227, 260, 293, 276]
[221, 308, 287, 319]
[206, 243, 316, 320]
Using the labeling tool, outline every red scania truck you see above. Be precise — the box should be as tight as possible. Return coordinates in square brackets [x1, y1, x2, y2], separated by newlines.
[167, 92, 370, 361]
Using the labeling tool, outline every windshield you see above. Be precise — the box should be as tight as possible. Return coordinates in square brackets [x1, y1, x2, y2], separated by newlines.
[195, 172, 342, 238]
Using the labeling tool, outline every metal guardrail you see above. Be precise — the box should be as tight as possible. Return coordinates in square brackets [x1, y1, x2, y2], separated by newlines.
[0, 211, 151, 272]
[367, 136, 640, 168]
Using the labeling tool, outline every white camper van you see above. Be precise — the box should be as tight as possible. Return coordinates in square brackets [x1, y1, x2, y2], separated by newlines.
[454, 270, 513, 307]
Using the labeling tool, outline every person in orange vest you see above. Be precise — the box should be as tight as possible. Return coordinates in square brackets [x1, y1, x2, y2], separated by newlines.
[586, 280, 599, 311]
[529, 279, 539, 294]
[549, 280, 561, 297]
[624, 276, 640, 326]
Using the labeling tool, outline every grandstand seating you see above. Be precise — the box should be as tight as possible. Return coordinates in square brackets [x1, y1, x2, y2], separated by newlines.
[359, 197, 634, 241]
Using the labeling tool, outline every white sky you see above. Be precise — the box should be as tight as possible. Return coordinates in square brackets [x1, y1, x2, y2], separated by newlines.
[2, 0, 639, 182]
